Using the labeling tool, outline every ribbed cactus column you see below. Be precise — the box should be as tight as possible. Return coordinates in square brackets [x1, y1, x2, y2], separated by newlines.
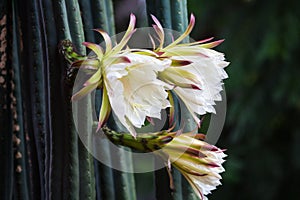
[11, 1, 30, 199]
[67, 0, 96, 199]
[0, 1, 14, 200]
[171, 1, 198, 199]
[41, 0, 73, 199]
[16, 0, 53, 199]
[48, 1, 80, 199]
[146, 1, 174, 199]
[90, 1, 137, 199]
[90, 1, 117, 199]
[145, 0, 198, 199]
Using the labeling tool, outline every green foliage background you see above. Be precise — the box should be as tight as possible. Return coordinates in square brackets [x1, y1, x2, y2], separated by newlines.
[187, 0, 300, 199]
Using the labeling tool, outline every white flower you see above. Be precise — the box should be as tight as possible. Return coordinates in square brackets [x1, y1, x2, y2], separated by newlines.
[158, 133, 226, 200]
[105, 53, 172, 136]
[147, 14, 229, 126]
[72, 14, 173, 137]
[102, 126, 226, 200]
[169, 51, 228, 124]
[72, 13, 230, 136]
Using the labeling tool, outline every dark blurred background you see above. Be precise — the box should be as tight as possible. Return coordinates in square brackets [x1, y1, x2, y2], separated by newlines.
[115, 0, 300, 199]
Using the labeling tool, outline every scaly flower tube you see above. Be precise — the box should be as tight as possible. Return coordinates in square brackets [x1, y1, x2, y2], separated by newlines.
[71, 14, 173, 137]
[101, 126, 226, 200]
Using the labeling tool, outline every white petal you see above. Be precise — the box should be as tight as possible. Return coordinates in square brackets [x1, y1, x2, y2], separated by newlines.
[104, 53, 172, 134]
[166, 50, 228, 123]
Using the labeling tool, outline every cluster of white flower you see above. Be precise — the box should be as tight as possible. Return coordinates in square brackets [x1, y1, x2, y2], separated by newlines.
[71, 14, 229, 200]
[72, 14, 229, 138]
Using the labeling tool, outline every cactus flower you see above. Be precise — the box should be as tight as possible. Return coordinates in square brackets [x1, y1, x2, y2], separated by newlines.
[146, 14, 229, 126]
[159, 133, 226, 200]
[104, 53, 172, 136]
[102, 126, 226, 200]
[71, 14, 173, 137]
[70, 13, 229, 135]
